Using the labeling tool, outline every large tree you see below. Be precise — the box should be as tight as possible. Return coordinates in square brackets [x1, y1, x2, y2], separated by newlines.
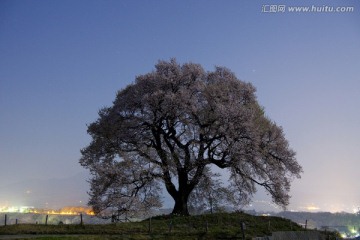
[80, 59, 302, 216]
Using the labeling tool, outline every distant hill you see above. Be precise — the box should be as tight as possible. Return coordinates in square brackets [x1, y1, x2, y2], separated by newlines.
[0, 171, 90, 209]
[276, 211, 360, 229]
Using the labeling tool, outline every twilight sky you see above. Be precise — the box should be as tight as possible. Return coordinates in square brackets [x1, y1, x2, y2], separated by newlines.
[0, 0, 359, 212]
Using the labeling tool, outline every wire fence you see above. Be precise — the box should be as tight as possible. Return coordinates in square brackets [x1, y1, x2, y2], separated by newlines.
[0, 213, 110, 225]
[0, 213, 340, 240]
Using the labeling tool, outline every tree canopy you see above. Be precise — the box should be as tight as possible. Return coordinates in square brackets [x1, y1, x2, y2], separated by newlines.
[80, 59, 302, 216]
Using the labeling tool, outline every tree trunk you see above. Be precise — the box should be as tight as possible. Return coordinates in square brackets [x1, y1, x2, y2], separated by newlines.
[171, 193, 190, 215]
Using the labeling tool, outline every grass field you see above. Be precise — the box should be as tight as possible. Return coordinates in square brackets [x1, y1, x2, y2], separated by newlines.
[0, 212, 341, 239]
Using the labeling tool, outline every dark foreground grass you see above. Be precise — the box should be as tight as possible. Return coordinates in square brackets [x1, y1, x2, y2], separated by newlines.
[0, 212, 341, 240]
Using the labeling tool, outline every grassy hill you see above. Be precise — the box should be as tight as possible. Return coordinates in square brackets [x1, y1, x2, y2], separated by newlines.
[0, 212, 341, 239]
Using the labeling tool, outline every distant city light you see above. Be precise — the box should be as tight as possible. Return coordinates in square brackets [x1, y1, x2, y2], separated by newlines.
[0, 206, 94, 215]
[0, 206, 34, 213]
[306, 205, 320, 211]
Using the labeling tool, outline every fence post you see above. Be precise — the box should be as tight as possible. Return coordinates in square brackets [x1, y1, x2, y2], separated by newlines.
[168, 220, 173, 233]
[305, 219, 308, 230]
[148, 217, 152, 233]
[80, 213, 83, 225]
[241, 222, 246, 240]
[45, 215, 48, 225]
[16, 219, 18, 225]
[4, 214, 7, 226]
[187, 217, 192, 232]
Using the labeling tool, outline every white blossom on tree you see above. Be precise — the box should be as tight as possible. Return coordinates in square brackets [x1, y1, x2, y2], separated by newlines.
[80, 59, 302, 216]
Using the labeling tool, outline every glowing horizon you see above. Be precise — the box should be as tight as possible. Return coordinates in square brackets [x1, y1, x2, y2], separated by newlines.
[0, 205, 94, 216]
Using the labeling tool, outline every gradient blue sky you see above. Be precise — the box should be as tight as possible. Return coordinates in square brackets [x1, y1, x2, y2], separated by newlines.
[1, 0, 359, 212]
